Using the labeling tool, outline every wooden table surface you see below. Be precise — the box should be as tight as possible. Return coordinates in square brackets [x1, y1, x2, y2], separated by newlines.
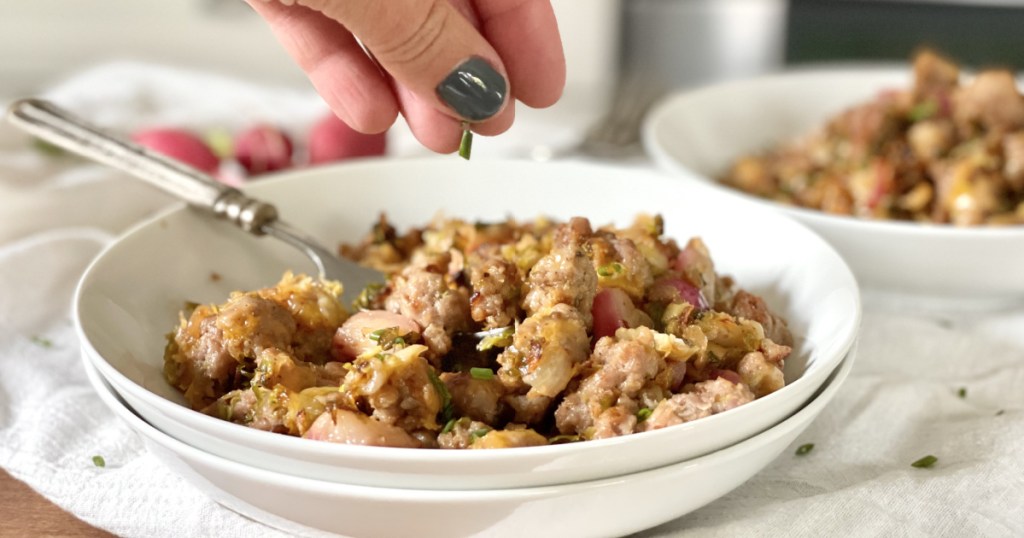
[0, 468, 112, 537]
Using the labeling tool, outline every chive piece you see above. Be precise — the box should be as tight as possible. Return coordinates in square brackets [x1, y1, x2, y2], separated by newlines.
[469, 427, 491, 442]
[957, 387, 966, 398]
[458, 124, 473, 160]
[636, 408, 653, 422]
[596, 262, 624, 278]
[908, 100, 937, 122]
[795, 443, 814, 456]
[476, 326, 514, 352]
[368, 328, 385, 342]
[31, 335, 53, 348]
[548, 434, 582, 444]
[996, 409, 1005, 416]
[428, 369, 453, 422]
[911, 455, 938, 469]
[470, 367, 495, 380]
[92, 455, 105, 468]
[441, 418, 457, 435]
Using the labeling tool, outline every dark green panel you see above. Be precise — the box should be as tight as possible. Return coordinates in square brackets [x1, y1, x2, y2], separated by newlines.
[787, 0, 1024, 70]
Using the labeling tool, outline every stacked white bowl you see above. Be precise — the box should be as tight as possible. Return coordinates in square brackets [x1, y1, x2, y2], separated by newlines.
[74, 160, 860, 537]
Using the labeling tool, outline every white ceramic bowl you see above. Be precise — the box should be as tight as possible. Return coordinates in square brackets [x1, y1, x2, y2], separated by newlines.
[643, 67, 1024, 303]
[82, 343, 855, 538]
[74, 159, 859, 490]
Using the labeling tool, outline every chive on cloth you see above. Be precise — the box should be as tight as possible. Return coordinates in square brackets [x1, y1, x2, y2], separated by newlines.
[1, 63, 1023, 538]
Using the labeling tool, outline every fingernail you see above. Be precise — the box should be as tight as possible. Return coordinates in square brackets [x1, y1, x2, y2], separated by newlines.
[436, 57, 507, 122]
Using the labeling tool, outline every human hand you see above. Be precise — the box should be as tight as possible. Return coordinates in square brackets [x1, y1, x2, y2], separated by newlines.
[247, 0, 566, 154]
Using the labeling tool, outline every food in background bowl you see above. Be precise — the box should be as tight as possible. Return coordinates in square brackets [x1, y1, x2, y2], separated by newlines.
[720, 50, 1024, 226]
[164, 214, 792, 449]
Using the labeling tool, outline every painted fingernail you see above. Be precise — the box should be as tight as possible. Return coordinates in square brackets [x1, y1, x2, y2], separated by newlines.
[436, 57, 507, 122]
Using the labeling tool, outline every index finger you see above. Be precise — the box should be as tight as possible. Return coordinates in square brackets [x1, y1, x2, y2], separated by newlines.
[474, 0, 566, 109]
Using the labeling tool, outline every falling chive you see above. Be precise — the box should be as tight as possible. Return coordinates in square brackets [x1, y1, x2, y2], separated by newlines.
[92, 455, 105, 468]
[957, 387, 966, 398]
[636, 408, 653, 422]
[470, 367, 495, 380]
[996, 410, 1005, 416]
[458, 123, 473, 160]
[911, 455, 938, 469]
[795, 443, 814, 456]
[31, 335, 53, 348]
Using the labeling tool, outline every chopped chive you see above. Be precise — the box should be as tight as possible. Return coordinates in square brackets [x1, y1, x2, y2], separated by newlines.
[636, 408, 653, 422]
[427, 369, 453, 422]
[441, 418, 457, 435]
[957, 387, 966, 398]
[458, 123, 473, 160]
[476, 326, 514, 352]
[368, 328, 385, 342]
[908, 100, 937, 122]
[469, 427, 491, 442]
[996, 409, 1005, 416]
[596, 262, 624, 278]
[911, 455, 938, 469]
[549, 434, 582, 444]
[92, 455, 105, 468]
[795, 443, 814, 456]
[31, 335, 53, 348]
[470, 367, 495, 380]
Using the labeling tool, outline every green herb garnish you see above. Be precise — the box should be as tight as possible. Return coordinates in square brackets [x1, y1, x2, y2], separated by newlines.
[352, 283, 384, 311]
[548, 434, 582, 445]
[30, 335, 53, 348]
[795, 443, 814, 456]
[476, 326, 514, 352]
[92, 455, 105, 468]
[636, 408, 653, 422]
[470, 367, 495, 380]
[908, 100, 937, 122]
[428, 369, 453, 422]
[996, 409, 1005, 416]
[366, 326, 411, 350]
[458, 123, 473, 160]
[596, 262, 624, 278]
[469, 427, 491, 442]
[957, 387, 967, 398]
[441, 418, 457, 435]
[911, 455, 938, 468]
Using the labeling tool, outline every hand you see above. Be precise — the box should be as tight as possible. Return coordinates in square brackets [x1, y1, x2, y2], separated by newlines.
[247, 0, 566, 153]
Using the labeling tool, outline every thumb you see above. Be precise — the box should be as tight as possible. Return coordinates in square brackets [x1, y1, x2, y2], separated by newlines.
[296, 0, 509, 123]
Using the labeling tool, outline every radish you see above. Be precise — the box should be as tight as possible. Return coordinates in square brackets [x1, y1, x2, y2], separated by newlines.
[308, 113, 386, 164]
[235, 124, 294, 175]
[132, 128, 219, 174]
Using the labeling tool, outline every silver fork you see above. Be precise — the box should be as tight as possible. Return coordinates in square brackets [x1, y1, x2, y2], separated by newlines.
[574, 72, 665, 159]
[5, 98, 383, 305]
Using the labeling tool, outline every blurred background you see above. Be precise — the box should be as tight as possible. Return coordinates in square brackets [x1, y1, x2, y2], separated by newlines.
[2, 0, 1023, 156]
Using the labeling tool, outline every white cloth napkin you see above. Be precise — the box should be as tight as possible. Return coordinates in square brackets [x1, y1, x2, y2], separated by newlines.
[1, 63, 1023, 538]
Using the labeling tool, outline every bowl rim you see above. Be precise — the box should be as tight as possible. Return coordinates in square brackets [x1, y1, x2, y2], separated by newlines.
[642, 65, 1024, 239]
[72, 158, 861, 463]
[81, 339, 856, 499]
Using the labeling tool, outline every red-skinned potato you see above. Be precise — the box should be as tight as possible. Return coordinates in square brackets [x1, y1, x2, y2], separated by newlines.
[308, 114, 386, 164]
[235, 124, 294, 175]
[132, 128, 219, 174]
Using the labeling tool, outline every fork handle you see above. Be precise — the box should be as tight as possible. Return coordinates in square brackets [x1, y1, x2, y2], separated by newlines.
[6, 98, 278, 235]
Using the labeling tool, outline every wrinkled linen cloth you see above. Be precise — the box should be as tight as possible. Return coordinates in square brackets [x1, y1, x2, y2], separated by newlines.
[1, 63, 1023, 538]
